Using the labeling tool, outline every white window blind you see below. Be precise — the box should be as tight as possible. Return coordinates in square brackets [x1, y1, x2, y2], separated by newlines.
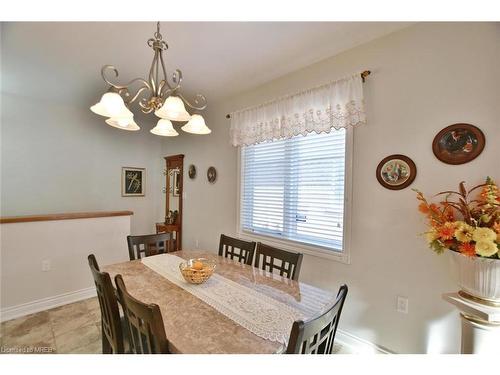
[240, 129, 346, 252]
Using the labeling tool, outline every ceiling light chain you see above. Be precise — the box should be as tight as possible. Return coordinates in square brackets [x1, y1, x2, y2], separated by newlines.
[90, 22, 211, 136]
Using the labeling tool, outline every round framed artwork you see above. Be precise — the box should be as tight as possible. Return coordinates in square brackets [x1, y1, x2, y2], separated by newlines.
[376, 154, 417, 190]
[432, 123, 485, 165]
[207, 166, 217, 184]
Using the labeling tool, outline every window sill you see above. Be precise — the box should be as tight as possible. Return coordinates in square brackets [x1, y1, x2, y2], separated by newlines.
[237, 230, 350, 264]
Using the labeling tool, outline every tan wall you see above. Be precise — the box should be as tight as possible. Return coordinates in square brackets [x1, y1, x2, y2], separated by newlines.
[161, 22, 500, 353]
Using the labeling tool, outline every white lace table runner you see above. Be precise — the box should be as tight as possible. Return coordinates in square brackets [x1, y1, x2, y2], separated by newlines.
[141, 254, 306, 344]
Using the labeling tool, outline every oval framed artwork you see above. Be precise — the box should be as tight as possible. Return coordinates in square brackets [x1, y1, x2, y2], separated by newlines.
[376, 154, 417, 190]
[207, 166, 217, 184]
[432, 123, 485, 165]
[188, 164, 196, 179]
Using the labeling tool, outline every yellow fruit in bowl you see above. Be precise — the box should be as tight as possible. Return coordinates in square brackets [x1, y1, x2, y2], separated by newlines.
[192, 261, 204, 271]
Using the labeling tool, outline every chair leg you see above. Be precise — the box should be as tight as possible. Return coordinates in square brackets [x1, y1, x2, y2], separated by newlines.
[102, 326, 112, 354]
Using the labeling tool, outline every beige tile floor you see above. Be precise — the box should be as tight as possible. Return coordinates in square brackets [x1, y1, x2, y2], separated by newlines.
[0, 297, 102, 354]
[0, 297, 351, 354]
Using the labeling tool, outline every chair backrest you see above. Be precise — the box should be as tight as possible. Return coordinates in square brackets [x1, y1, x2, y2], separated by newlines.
[286, 284, 348, 354]
[87, 254, 124, 354]
[218, 234, 256, 265]
[127, 233, 172, 261]
[254, 243, 303, 281]
[115, 274, 169, 354]
[155, 223, 178, 250]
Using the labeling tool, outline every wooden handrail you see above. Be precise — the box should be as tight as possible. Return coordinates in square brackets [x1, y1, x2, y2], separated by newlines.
[0, 210, 134, 224]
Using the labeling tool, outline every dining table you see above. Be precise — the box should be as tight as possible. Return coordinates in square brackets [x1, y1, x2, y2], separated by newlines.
[102, 250, 337, 354]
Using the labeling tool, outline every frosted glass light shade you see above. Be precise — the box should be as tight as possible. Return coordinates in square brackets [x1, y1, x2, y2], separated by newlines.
[105, 117, 140, 131]
[150, 119, 179, 137]
[90, 92, 132, 118]
[154, 96, 191, 122]
[181, 114, 211, 135]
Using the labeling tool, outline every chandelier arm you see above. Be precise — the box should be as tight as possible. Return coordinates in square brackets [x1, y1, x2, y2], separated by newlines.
[158, 52, 182, 92]
[171, 69, 183, 90]
[160, 51, 171, 88]
[177, 92, 208, 111]
[138, 97, 148, 109]
[158, 80, 166, 94]
[155, 50, 160, 95]
[126, 86, 151, 105]
[159, 50, 171, 90]
[101, 65, 151, 92]
[142, 106, 155, 114]
[138, 97, 155, 113]
[148, 51, 159, 95]
[158, 82, 175, 98]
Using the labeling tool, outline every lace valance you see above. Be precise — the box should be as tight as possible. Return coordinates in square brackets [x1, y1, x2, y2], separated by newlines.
[229, 73, 366, 146]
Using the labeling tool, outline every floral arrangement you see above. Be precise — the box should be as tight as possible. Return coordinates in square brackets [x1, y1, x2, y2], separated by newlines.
[414, 177, 500, 258]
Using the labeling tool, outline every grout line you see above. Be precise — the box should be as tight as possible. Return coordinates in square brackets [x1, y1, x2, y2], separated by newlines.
[48, 312, 58, 354]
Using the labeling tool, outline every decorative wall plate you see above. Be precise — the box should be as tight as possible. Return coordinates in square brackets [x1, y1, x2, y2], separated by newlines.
[376, 155, 416, 190]
[432, 123, 485, 165]
[207, 166, 217, 184]
[188, 164, 196, 179]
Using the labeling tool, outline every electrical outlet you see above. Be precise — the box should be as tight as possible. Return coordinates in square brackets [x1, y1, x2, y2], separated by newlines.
[397, 296, 408, 314]
[195, 239, 199, 249]
[42, 260, 51, 272]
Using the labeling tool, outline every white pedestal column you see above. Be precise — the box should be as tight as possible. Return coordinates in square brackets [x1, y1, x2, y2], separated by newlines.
[443, 292, 500, 354]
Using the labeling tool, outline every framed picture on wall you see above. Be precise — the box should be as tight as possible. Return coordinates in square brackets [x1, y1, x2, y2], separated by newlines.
[432, 123, 485, 165]
[376, 154, 417, 190]
[207, 166, 217, 184]
[122, 167, 145, 197]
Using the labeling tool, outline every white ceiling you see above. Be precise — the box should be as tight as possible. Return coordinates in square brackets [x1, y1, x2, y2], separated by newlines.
[2, 22, 413, 105]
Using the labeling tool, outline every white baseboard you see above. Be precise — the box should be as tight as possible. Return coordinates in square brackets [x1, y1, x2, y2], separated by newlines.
[336, 329, 394, 354]
[0, 287, 97, 323]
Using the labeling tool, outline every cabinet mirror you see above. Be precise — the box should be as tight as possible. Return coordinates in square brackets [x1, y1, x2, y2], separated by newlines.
[156, 154, 184, 251]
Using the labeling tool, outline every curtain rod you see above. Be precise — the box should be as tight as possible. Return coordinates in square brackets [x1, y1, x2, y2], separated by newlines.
[225, 70, 371, 119]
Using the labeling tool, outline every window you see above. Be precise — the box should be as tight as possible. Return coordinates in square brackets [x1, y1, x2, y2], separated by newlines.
[239, 129, 349, 255]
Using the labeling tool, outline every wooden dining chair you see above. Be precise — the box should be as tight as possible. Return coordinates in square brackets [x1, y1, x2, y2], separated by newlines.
[127, 233, 173, 261]
[155, 223, 178, 250]
[254, 243, 303, 281]
[115, 274, 169, 354]
[87, 254, 127, 354]
[286, 284, 348, 354]
[218, 234, 256, 265]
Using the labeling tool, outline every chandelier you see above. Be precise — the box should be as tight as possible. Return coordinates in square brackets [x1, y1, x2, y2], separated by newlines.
[90, 22, 211, 136]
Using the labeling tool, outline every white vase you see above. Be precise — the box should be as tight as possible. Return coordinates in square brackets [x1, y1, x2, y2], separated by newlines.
[451, 250, 500, 303]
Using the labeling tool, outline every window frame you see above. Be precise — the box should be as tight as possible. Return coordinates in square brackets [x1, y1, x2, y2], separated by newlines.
[236, 127, 353, 264]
